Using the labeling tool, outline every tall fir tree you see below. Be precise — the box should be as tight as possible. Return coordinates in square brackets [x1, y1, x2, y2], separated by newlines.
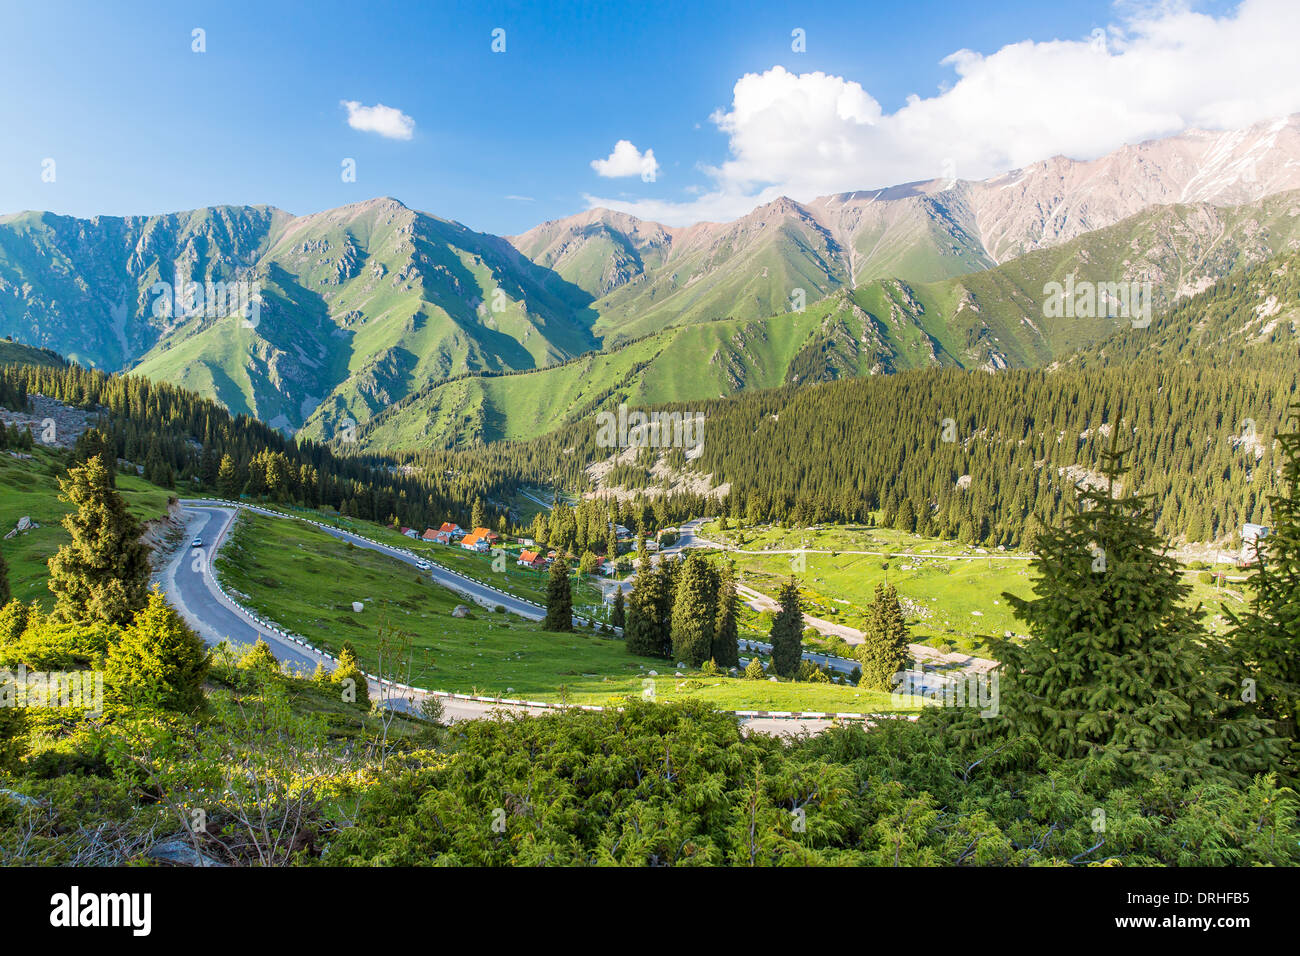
[769, 578, 804, 678]
[624, 552, 666, 657]
[217, 453, 240, 498]
[611, 587, 626, 629]
[1228, 405, 1300, 781]
[670, 553, 718, 667]
[47, 454, 151, 628]
[711, 560, 741, 668]
[857, 583, 911, 691]
[963, 437, 1276, 784]
[543, 555, 574, 632]
[655, 556, 680, 657]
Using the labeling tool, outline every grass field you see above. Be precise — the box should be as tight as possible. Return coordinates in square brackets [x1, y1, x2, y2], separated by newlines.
[701, 521, 1251, 656]
[214, 512, 911, 713]
[0, 446, 175, 606]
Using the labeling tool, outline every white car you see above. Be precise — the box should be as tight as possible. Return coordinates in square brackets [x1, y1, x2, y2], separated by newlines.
[415, 560, 431, 571]
[191, 538, 204, 549]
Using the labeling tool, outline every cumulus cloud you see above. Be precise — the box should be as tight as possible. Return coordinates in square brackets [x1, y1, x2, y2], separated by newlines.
[586, 0, 1300, 225]
[590, 140, 660, 181]
[341, 100, 416, 140]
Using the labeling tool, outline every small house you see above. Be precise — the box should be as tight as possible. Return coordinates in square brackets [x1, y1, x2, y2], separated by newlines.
[461, 530, 491, 553]
[517, 549, 547, 569]
[434, 521, 463, 544]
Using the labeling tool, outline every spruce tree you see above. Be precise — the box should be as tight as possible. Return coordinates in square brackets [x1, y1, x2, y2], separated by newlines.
[655, 557, 680, 657]
[1228, 406, 1300, 780]
[624, 553, 666, 657]
[670, 553, 717, 667]
[711, 560, 741, 668]
[769, 578, 804, 678]
[611, 587, 626, 629]
[857, 583, 911, 691]
[48, 454, 151, 628]
[217, 454, 240, 498]
[543, 555, 573, 632]
[973, 437, 1275, 784]
[106, 585, 209, 713]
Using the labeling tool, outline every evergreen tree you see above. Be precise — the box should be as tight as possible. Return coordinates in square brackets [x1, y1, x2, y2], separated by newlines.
[47, 455, 151, 628]
[471, 497, 486, 530]
[624, 553, 666, 657]
[543, 555, 573, 632]
[217, 453, 240, 498]
[711, 560, 741, 668]
[0, 544, 10, 607]
[332, 643, 370, 708]
[769, 578, 804, 678]
[611, 587, 625, 629]
[670, 553, 718, 667]
[857, 583, 911, 691]
[743, 656, 766, 680]
[968, 438, 1275, 784]
[106, 585, 209, 713]
[1228, 405, 1300, 781]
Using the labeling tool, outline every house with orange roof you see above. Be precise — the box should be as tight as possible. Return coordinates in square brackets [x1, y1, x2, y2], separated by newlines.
[516, 549, 547, 569]
[434, 521, 463, 544]
[460, 528, 491, 552]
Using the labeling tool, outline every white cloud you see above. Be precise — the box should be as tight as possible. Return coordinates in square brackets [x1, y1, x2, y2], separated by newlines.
[590, 140, 660, 181]
[587, 0, 1300, 225]
[341, 100, 415, 140]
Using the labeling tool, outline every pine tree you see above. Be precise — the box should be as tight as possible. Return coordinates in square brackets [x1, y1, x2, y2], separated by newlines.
[1228, 405, 1300, 780]
[611, 588, 625, 629]
[670, 553, 718, 667]
[0, 544, 10, 607]
[544, 555, 573, 632]
[712, 560, 741, 668]
[743, 656, 766, 680]
[48, 455, 151, 627]
[971, 437, 1275, 784]
[471, 497, 486, 530]
[769, 578, 803, 678]
[106, 585, 209, 713]
[857, 583, 911, 691]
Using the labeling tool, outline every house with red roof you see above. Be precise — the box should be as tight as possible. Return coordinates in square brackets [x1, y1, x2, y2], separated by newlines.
[516, 549, 547, 569]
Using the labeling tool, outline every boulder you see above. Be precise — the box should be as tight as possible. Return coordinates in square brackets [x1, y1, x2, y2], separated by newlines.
[145, 840, 224, 867]
[352, 601, 364, 612]
[452, 605, 470, 618]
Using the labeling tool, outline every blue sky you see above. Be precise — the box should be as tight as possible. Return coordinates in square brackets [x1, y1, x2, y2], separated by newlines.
[0, 0, 1278, 235]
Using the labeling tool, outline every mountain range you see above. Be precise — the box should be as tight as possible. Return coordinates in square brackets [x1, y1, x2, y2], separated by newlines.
[2, 113, 1299, 445]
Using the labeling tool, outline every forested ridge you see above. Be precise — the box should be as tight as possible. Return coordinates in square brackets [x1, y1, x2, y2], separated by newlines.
[0, 362, 518, 531]
[453, 250, 1300, 548]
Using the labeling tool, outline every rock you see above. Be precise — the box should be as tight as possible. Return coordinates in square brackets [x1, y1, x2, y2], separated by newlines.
[767, 676, 778, 682]
[145, 840, 224, 867]
[452, 605, 470, 618]
[0, 789, 40, 808]
[352, 601, 364, 612]
[674, 671, 684, 677]
[16, 516, 31, 531]
[647, 670, 658, 676]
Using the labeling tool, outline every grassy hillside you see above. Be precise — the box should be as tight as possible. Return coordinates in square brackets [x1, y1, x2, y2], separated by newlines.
[214, 512, 907, 713]
[0, 445, 175, 605]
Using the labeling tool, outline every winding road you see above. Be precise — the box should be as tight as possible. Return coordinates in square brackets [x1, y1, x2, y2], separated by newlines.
[155, 501, 848, 736]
